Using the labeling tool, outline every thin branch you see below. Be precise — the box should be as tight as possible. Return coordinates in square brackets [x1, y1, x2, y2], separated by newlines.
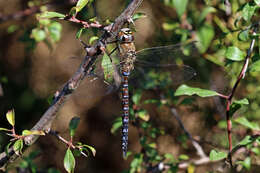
[225, 27, 257, 166]
[0, 83, 3, 96]
[0, 0, 143, 169]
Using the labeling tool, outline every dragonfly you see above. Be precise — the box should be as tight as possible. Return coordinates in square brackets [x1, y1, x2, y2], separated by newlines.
[98, 28, 197, 157]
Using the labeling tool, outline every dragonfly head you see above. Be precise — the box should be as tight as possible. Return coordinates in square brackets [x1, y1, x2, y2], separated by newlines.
[118, 28, 134, 43]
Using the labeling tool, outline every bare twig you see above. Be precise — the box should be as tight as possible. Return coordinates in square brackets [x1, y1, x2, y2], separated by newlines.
[0, 0, 143, 169]
[0, 83, 3, 96]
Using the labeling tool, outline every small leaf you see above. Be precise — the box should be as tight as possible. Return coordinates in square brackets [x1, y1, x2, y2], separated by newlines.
[7, 25, 19, 33]
[230, 98, 249, 117]
[13, 139, 23, 155]
[173, 0, 188, 18]
[39, 11, 65, 19]
[162, 22, 179, 31]
[75, 0, 89, 13]
[197, 24, 215, 53]
[225, 46, 245, 61]
[238, 135, 253, 145]
[89, 36, 99, 44]
[6, 109, 15, 126]
[254, 0, 260, 5]
[179, 154, 189, 160]
[48, 22, 62, 42]
[76, 28, 85, 39]
[198, 6, 216, 24]
[209, 150, 227, 161]
[234, 117, 260, 130]
[238, 30, 249, 41]
[242, 3, 257, 22]
[237, 157, 251, 170]
[250, 60, 260, 72]
[5, 142, 13, 156]
[175, 84, 219, 97]
[233, 98, 249, 105]
[69, 117, 80, 137]
[110, 117, 122, 134]
[22, 130, 45, 136]
[64, 148, 75, 173]
[137, 110, 150, 122]
[0, 127, 10, 132]
[132, 12, 146, 21]
[82, 144, 96, 156]
[31, 28, 46, 42]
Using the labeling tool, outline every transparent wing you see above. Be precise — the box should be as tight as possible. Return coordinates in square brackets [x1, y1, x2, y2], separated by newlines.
[128, 42, 198, 89]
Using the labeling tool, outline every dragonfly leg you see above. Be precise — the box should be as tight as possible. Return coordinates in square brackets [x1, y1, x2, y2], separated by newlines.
[79, 39, 90, 49]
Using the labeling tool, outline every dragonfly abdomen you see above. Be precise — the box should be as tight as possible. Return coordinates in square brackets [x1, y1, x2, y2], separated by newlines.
[121, 70, 130, 157]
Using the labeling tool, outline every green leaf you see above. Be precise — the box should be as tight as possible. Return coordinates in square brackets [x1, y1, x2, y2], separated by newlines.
[82, 144, 96, 156]
[175, 84, 219, 97]
[13, 139, 23, 155]
[234, 117, 260, 130]
[225, 46, 245, 61]
[89, 36, 99, 44]
[5, 142, 13, 156]
[110, 117, 122, 134]
[250, 60, 260, 72]
[31, 28, 46, 42]
[69, 117, 80, 137]
[132, 90, 142, 105]
[22, 130, 45, 136]
[48, 22, 62, 42]
[238, 135, 253, 145]
[254, 0, 260, 5]
[7, 25, 19, 33]
[179, 154, 189, 160]
[242, 3, 257, 22]
[230, 98, 249, 117]
[237, 157, 251, 170]
[6, 109, 15, 126]
[0, 127, 10, 132]
[198, 6, 216, 24]
[238, 30, 249, 41]
[39, 11, 65, 19]
[162, 22, 179, 31]
[209, 150, 227, 161]
[137, 110, 150, 122]
[197, 24, 215, 53]
[75, 0, 89, 13]
[76, 28, 84, 39]
[173, 0, 188, 18]
[132, 12, 146, 21]
[64, 148, 75, 173]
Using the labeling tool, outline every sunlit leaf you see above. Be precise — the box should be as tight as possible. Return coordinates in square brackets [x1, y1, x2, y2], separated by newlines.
[48, 22, 62, 42]
[162, 22, 179, 31]
[22, 130, 45, 136]
[132, 12, 146, 21]
[6, 109, 15, 126]
[0, 127, 10, 132]
[209, 150, 227, 161]
[242, 3, 257, 22]
[75, 0, 89, 13]
[39, 11, 65, 19]
[69, 117, 80, 137]
[81, 144, 96, 156]
[225, 46, 245, 61]
[13, 139, 23, 155]
[238, 30, 249, 41]
[230, 98, 249, 117]
[89, 36, 99, 44]
[173, 0, 188, 18]
[198, 6, 216, 24]
[237, 157, 251, 170]
[5, 142, 13, 156]
[110, 117, 122, 134]
[175, 84, 219, 97]
[179, 154, 189, 160]
[254, 0, 260, 5]
[7, 25, 19, 33]
[234, 117, 260, 130]
[197, 24, 215, 53]
[250, 60, 260, 72]
[64, 148, 75, 173]
[238, 135, 253, 145]
[31, 28, 46, 42]
[76, 28, 84, 39]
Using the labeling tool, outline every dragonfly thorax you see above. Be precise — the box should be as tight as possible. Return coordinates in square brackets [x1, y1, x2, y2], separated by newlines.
[117, 28, 134, 43]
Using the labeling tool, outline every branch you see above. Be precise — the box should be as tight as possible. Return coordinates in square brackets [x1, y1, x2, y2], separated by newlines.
[0, 0, 143, 169]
